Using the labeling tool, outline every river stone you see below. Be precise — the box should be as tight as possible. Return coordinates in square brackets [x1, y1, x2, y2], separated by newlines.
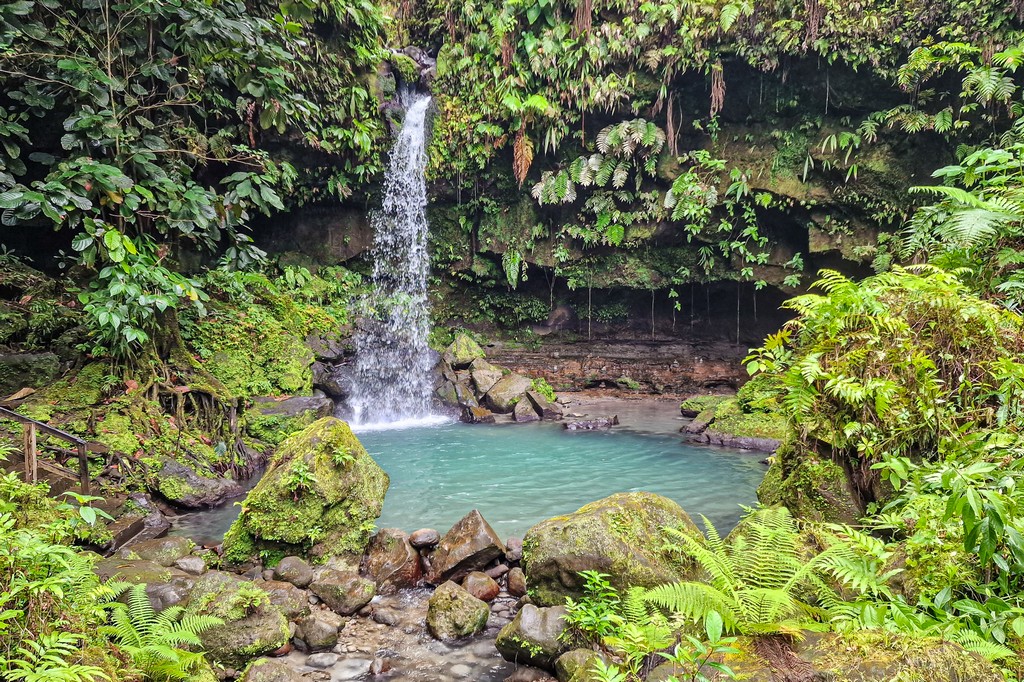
[486, 373, 532, 413]
[435, 380, 459, 406]
[505, 668, 556, 682]
[461, 405, 496, 424]
[507, 567, 527, 597]
[365, 528, 422, 591]
[185, 571, 289, 667]
[444, 334, 485, 368]
[556, 649, 610, 682]
[426, 581, 489, 641]
[521, 492, 701, 606]
[117, 536, 194, 567]
[506, 536, 524, 562]
[526, 391, 563, 420]
[297, 609, 344, 650]
[154, 457, 243, 509]
[174, 556, 207, 575]
[495, 605, 568, 670]
[309, 569, 375, 615]
[222, 418, 389, 563]
[410, 528, 440, 548]
[463, 571, 500, 602]
[261, 580, 310, 620]
[274, 556, 315, 588]
[514, 399, 541, 422]
[471, 367, 503, 396]
[306, 652, 341, 669]
[239, 658, 306, 682]
[428, 509, 506, 584]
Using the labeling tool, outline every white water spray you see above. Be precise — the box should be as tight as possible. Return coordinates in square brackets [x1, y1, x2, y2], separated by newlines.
[348, 94, 436, 426]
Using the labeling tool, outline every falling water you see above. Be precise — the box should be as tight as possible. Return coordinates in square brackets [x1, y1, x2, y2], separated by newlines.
[348, 94, 436, 427]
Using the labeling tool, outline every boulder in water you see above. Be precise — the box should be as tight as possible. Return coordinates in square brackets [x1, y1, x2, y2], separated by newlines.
[563, 416, 618, 430]
[462, 571, 500, 601]
[427, 509, 506, 584]
[426, 581, 489, 640]
[514, 399, 541, 422]
[495, 604, 569, 670]
[486, 373, 532, 413]
[222, 417, 388, 564]
[521, 492, 701, 606]
[239, 658, 306, 682]
[460, 405, 496, 424]
[296, 609, 344, 650]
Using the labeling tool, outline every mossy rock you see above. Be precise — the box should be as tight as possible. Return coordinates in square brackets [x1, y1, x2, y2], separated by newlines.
[758, 446, 862, 524]
[708, 398, 788, 441]
[679, 394, 729, 417]
[443, 333, 485, 368]
[0, 351, 60, 395]
[185, 571, 289, 667]
[521, 492, 702, 606]
[154, 457, 243, 510]
[222, 417, 389, 563]
[426, 581, 489, 641]
[388, 52, 420, 84]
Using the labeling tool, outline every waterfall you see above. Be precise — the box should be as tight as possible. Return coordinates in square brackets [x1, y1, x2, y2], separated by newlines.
[348, 94, 436, 427]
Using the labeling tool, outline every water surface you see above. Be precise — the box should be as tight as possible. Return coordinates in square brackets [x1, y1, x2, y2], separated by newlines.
[170, 399, 766, 542]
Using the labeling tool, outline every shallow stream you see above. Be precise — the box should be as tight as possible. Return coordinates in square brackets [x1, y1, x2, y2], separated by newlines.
[170, 399, 766, 542]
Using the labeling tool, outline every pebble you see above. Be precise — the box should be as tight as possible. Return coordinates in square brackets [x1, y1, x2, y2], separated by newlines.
[309, 594, 321, 605]
[369, 657, 392, 675]
[485, 564, 510, 579]
[505, 537, 523, 562]
[306, 652, 340, 668]
[262, 569, 275, 581]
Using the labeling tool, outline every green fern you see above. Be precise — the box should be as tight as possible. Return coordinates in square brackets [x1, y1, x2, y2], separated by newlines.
[4, 633, 108, 682]
[100, 584, 222, 681]
[643, 507, 842, 637]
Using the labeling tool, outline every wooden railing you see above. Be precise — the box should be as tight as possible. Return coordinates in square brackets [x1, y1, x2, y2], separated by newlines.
[0, 406, 90, 495]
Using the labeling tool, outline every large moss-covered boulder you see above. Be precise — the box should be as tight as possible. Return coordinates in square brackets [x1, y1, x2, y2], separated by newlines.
[0, 351, 60, 395]
[425, 581, 489, 641]
[521, 492, 701, 606]
[115, 536, 194, 567]
[184, 571, 289, 667]
[222, 417, 389, 562]
[757, 446, 862, 524]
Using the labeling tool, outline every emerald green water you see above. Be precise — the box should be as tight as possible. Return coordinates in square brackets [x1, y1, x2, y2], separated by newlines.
[169, 400, 766, 542]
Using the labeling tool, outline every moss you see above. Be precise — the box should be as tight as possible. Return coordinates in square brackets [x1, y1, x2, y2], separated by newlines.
[680, 394, 728, 415]
[223, 417, 388, 563]
[243, 410, 318, 446]
[32, 361, 110, 409]
[388, 53, 420, 84]
[758, 444, 862, 524]
[93, 410, 142, 455]
[711, 398, 788, 440]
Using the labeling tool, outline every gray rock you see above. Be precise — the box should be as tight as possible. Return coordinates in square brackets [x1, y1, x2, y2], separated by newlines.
[173, 555, 207, 575]
[506, 537, 524, 562]
[118, 536, 194, 567]
[556, 649, 610, 682]
[275, 556, 315, 588]
[0, 352, 60, 395]
[563, 417, 618, 430]
[471, 367, 503, 396]
[309, 569, 375, 615]
[485, 373, 532, 413]
[306, 652, 341, 669]
[495, 605, 568, 670]
[526, 391, 563, 420]
[261, 580, 310, 620]
[460, 405, 496, 424]
[514, 399, 541, 423]
[297, 609, 344, 650]
[239, 658, 307, 682]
